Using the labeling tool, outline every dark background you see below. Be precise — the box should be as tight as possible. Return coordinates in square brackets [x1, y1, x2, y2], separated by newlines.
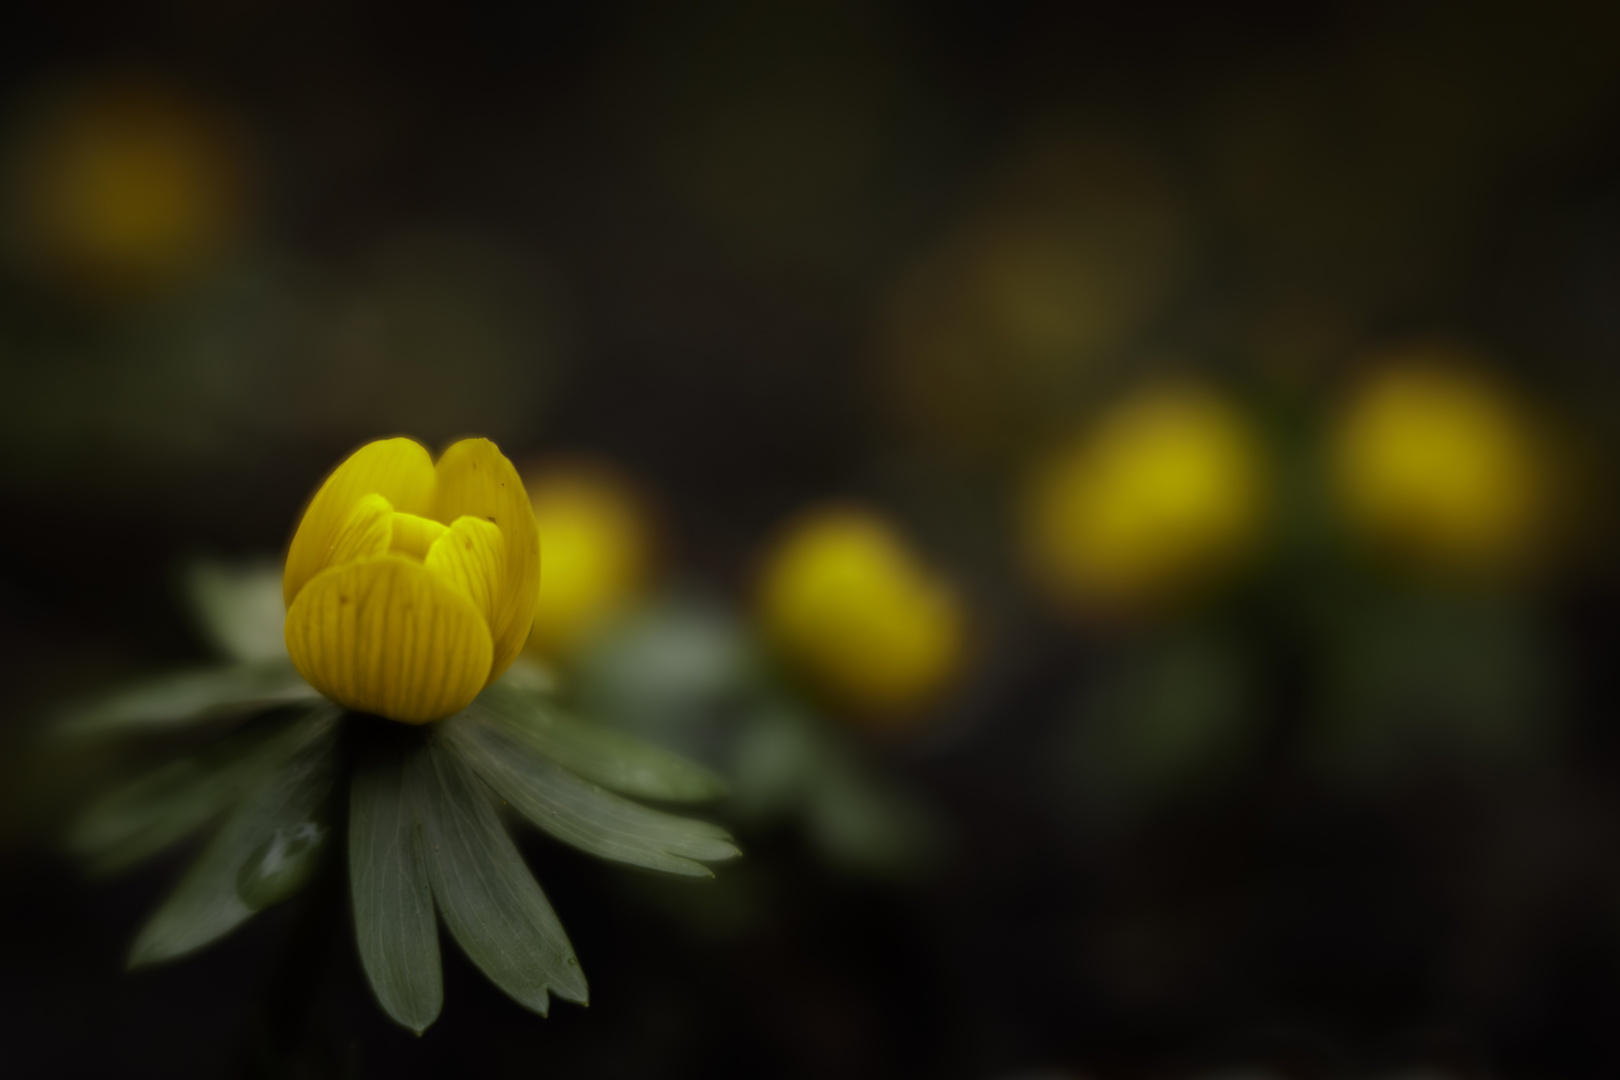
[1, 1, 1618, 1077]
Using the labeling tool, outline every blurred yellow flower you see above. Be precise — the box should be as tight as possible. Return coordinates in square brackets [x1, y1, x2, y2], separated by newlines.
[1020, 383, 1268, 613]
[8, 80, 246, 298]
[282, 438, 540, 723]
[1332, 358, 1547, 573]
[758, 507, 966, 725]
[524, 463, 653, 659]
[881, 135, 1187, 463]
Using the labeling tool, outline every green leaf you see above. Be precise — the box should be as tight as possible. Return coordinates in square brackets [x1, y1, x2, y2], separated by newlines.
[1306, 593, 1560, 787]
[411, 737, 588, 1015]
[473, 680, 727, 803]
[445, 714, 739, 878]
[128, 710, 339, 968]
[497, 653, 560, 696]
[1065, 631, 1258, 815]
[572, 593, 754, 761]
[184, 558, 289, 664]
[726, 701, 825, 823]
[55, 659, 320, 741]
[69, 704, 334, 875]
[350, 736, 442, 1035]
[804, 753, 942, 880]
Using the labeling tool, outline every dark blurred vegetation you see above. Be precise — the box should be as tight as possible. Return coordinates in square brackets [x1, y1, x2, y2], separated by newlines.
[2, 0, 1620, 1077]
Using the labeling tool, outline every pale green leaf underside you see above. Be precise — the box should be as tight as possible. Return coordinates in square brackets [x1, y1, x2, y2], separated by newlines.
[56, 659, 320, 741]
[446, 714, 739, 877]
[70, 703, 335, 876]
[128, 709, 339, 968]
[184, 558, 290, 664]
[350, 738, 442, 1035]
[473, 680, 727, 803]
[804, 754, 942, 879]
[412, 737, 588, 1016]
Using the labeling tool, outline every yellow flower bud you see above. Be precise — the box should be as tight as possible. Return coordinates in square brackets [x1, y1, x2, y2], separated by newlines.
[523, 463, 653, 659]
[282, 437, 540, 723]
[1331, 357, 1547, 573]
[1019, 383, 1269, 614]
[757, 507, 967, 725]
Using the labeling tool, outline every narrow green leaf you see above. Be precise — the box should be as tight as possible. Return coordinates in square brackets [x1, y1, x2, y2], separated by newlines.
[473, 680, 727, 803]
[69, 705, 332, 876]
[55, 659, 320, 741]
[804, 753, 943, 880]
[572, 594, 754, 754]
[1065, 631, 1258, 814]
[350, 736, 442, 1035]
[1307, 593, 1558, 786]
[128, 710, 339, 968]
[184, 558, 289, 664]
[726, 701, 825, 823]
[497, 653, 559, 696]
[446, 714, 739, 877]
[412, 738, 588, 1015]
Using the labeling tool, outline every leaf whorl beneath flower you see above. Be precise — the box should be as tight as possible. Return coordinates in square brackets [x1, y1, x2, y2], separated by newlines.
[124, 705, 340, 967]
[73, 668, 739, 1034]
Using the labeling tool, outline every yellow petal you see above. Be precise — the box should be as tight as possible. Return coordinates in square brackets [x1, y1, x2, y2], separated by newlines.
[284, 553, 494, 723]
[425, 516, 505, 630]
[430, 439, 540, 681]
[284, 439, 436, 606]
[328, 493, 395, 566]
[388, 511, 448, 559]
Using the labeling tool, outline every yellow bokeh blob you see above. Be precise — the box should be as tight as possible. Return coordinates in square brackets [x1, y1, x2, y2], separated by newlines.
[1332, 357, 1548, 574]
[525, 464, 654, 660]
[1020, 383, 1269, 614]
[881, 135, 1188, 463]
[8, 80, 246, 298]
[758, 507, 966, 726]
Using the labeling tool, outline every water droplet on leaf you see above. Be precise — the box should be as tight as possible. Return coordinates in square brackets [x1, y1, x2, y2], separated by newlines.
[237, 820, 328, 910]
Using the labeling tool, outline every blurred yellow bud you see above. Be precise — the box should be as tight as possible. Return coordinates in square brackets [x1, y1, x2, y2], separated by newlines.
[1020, 383, 1269, 614]
[1332, 357, 1548, 574]
[758, 507, 966, 726]
[7, 80, 246, 298]
[881, 135, 1187, 462]
[525, 463, 654, 659]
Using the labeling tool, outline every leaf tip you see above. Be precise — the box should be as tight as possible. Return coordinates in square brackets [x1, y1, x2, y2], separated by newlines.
[125, 941, 157, 972]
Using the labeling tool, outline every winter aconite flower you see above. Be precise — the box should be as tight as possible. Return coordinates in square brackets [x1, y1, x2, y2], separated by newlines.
[1019, 383, 1268, 615]
[283, 437, 540, 723]
[8, 79, 246, 299]
[59, 435, 737, 1036]
[757, 506, 966, 725]
[523, 461, 654, 661]
[1331, 356, 1550, 575]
